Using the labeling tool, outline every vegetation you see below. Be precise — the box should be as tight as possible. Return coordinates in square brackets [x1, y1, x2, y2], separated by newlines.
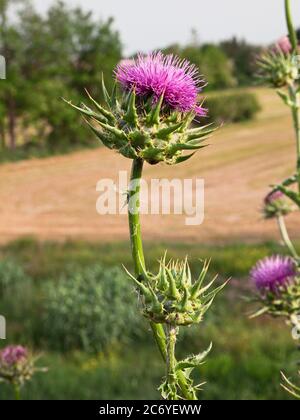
[206, 91, 261, 124]
[0, 0, 122, 152]
[0, 0, 262, 163]
[0, 239, 298, 399]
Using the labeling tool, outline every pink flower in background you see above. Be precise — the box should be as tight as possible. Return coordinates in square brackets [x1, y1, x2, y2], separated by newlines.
[275, 36, 292, 54]
[0, 345, 28, 366]
[264, 190, 284, 205]
[250, 255, 296, 293]
[115, 52, 207, 116]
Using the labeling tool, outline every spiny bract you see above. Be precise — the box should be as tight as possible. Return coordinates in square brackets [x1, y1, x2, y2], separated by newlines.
[125, 256, 227, 326]
[257, 50, 299, 88]
[64, 53, 214, 165]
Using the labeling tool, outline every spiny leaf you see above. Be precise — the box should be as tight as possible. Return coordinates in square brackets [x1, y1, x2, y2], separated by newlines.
[124, 89, 138, 127]
[82, 118, 113, 148]
[156, 121, 184, 140]
[85, 89, 115, 123]
[169, 143, 207, 152]
[101, 73, 111, 105]
[110, 81, 118, 107]
[123, 265, 153, 303]
[62, 98, 108, 123]
[191, 260, 210, 298]
[175, 152, 195, 164]
[175, 343, 212, 371]
[95, 119, 128, 141]
[201, 279, 229, 304]
[165, 267, 181, 300]
[147, 93, 164, 126]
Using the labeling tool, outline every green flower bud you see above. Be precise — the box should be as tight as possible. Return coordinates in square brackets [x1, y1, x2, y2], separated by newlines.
[257, 50, 299, 88]
[125, 255, 227, 326]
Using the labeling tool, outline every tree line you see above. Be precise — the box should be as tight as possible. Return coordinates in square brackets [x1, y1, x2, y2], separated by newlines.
[0, 0, 261, 156]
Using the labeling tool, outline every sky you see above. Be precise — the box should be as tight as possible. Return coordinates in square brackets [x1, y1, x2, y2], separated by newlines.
[32, 0, 300, 55]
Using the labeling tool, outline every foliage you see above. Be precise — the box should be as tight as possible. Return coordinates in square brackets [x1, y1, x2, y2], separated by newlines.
[220, 37, 261, 86]
[0, 0, 122, 152]
[205, 92, 261, 124]
[163, 42, 236, 91]
[0, 258, 33, 317]
[42, 265, 142, 353]
[0, 240, 298, 399]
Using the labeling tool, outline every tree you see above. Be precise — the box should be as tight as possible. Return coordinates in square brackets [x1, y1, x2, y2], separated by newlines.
[0, 0, 122, 152]
[220, 37, 261, 86]
[163, 42, 236, 91]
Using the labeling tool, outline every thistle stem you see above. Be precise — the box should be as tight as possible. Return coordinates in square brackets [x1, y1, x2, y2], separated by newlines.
[128, 158, 197, 400]
[14, 383, 21, 400]
[285, 0, 298, 52]
[166, 324, 179, 400]
[288, 84, 300, 193]
[277, 214, 299, 260]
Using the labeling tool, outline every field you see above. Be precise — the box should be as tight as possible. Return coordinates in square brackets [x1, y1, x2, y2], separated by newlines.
[0, 87, 299, 400]
[0, 87, 298, 245]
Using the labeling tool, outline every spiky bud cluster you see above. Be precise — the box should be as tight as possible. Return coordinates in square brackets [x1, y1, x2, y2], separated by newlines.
[263, 190, 294, 219]
[257, 50, 299, 88]
[65, 83, 213, 165]
[125, 256, 226, 326]
[0, 346, 46, 387]
[251, 276, 300, 320]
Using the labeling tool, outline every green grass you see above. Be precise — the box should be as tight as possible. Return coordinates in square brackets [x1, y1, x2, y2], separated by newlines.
[1, 237, 296, 280]
[0, 238, 299, 400]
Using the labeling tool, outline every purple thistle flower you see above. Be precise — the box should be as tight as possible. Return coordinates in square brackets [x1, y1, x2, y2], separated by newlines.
[0, 345, 28, 366]
[264, 190, 284, 205]
[250, 255, 296, 293]
[115, 52, 207, 116]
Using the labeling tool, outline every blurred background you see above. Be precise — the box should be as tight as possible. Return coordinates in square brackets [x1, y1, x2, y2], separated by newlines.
[0, 0, 300, 400]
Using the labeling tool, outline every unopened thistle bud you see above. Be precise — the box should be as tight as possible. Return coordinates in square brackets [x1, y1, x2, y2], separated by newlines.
[263, 190, 294, 219]
[125, 256, 227, 326]
[65, 52, 214, 165]
[257, 50, 299, 88]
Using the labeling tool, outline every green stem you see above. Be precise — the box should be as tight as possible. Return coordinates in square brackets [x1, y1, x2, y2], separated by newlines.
[166, 325, 178, 400]
[288, 84, 300, 193]
[128, 158, 197, 400]
[14, 383, 21, 400]
[285, 0, 298, 52]
[277, 215, 299, 259]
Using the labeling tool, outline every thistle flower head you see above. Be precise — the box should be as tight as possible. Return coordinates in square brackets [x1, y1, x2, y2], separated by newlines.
[0, 345, 28, 366]
[250, 255, 296, 293]
[257, 49, 299, 88]
[263, 190, 294, 219]
[65, 51, 214, 165]
[115, 52, 206, 116]
[0, 345, 46, 387]
[125, 256, 227, 326]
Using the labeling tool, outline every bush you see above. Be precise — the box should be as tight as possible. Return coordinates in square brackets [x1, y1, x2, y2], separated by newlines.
[0, 259, 33, 317]
[43, 265, 143, 353]
[206, 92, 261, 124]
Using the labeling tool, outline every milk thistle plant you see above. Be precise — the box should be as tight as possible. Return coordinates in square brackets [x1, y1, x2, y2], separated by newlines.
[0, 345, 46, 400]
[250, 0, 300, 398]
[66, 51, 226, 400]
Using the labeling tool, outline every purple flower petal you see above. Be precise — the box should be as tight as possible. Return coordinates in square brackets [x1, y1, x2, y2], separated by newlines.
[250, 255, 296, 293]
[115, 52, 206, 116]
[0, 345, 28, 366]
